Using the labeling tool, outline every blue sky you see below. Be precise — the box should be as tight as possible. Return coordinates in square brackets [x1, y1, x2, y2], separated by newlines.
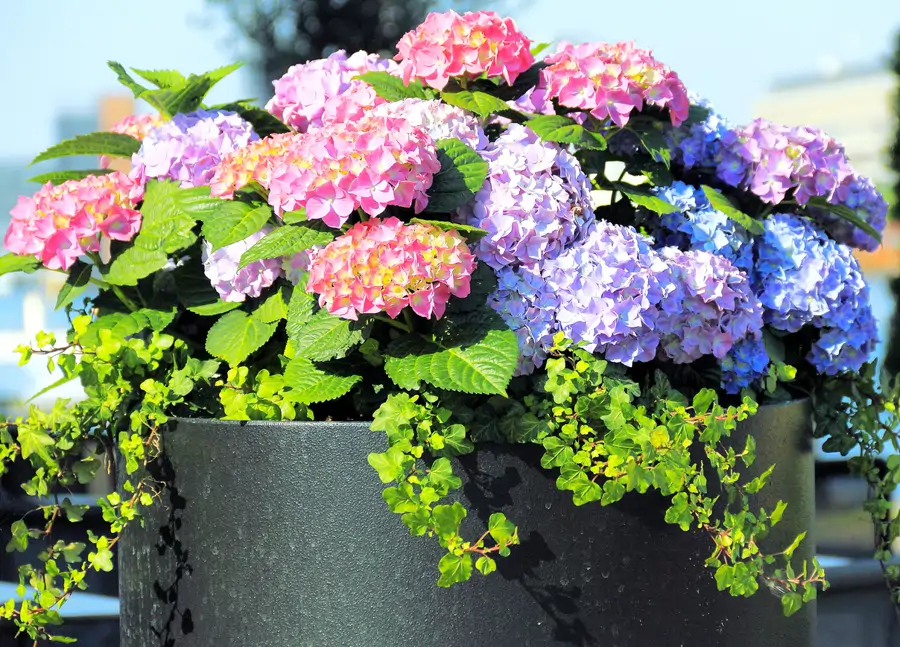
[0, 0, 897, 159]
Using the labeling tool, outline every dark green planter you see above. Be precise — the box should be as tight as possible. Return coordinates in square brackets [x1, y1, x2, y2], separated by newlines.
[118, 400, 814, 647]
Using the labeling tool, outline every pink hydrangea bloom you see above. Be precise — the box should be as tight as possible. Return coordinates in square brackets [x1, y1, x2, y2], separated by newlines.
[213, 116, 441, 227]
[5, 172, 143, 270]
[307, 217, 475, 320]
[371, 98, 488, 150]
[521, 41, 689, 127]
[266, 50, 398, 132]
[110, 113, 167, 140]
[395, 10, 533, 91]
[201, 227, 283, 302]
[210, 132, 297, 199]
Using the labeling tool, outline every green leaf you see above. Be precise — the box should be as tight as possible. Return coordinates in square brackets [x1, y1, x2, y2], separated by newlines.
[382, 485, 418, 513]
[441, 91, 511, 118]
[88, 546, 114, 572]
[701, 185, 765, 235]
[28, 169, 114, 185]
[541, 436, 574, 469]
[368, 445, 409, 483]
[427, 457, 462, 493]
[55, 260, 92, 310]
[203, 61, 245, 85]
[781, 592, 803, 617]
[205, 310, 278, 366]
[476, 556, 497, 575]
[437, 552, 473, 587]
[253, 288, 289, 323]
[805, 196, 882, 243]
[631, 126, 671, 168]
[283, 355, 361, 404]
[432, 502, 467, 539]
[292, 309, 369, 361]
[102, 245, 168, 286]
[136, 180, 200, 254]
[187, 301, 242, 316]
[770, 500, 788, 526]
[107, 61, 150, 98]
[744, 464, 775, 494]
[281, 209, 307, 225]
[617, 186, 681, 215]
[433, 424, 474, 457]
[0, 253, 40, 277]
[30, 132, 141, 166]
[355, 71, 429, 101]
[526, 114, 607, 150]
[410, 218, 488, 241]
[424, 138, 488, 213]
[487, 512, 516, 545]
[130, 67, 186, 88]
[783, 531, 807, 558]
[531, 42, 553, 56]
[384, 310, 518, 396]
[211, 103, 290, 137]
[692, 389, 717, 416]
[16, 425, 55, 463]
[81, 307, 176, 345]
[286, 287, 317, 345]
[201, 202, 272, 250]
[238, 222, 335, 269]
[25, 373, 78, 404]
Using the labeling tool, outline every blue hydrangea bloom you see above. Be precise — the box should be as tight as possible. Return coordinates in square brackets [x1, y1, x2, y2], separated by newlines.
[720, 336, 770, 394]
[666, 95, 730, 170]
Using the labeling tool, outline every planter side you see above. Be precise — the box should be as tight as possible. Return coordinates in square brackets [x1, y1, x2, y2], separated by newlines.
[119, 400, 814, 647]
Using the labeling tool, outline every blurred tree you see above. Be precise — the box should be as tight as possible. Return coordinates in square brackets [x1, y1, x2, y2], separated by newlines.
[208, 0, 431, 90]
[883, 29, 900, 376]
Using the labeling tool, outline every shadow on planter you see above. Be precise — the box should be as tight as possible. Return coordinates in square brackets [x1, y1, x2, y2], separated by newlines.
[119, 400, 814, 647]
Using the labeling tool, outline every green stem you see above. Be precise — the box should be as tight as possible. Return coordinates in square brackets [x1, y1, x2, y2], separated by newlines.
[111, 286, 140, 313]
[403, 308, 416, 333]
[358, 208, 369, 222]
[373, 314, 410, 333]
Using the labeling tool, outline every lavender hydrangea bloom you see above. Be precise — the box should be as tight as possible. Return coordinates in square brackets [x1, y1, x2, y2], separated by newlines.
[131, 110, 258, 188]
[720, 335, 770, 394]
[813, 175, 887, 252]
[456, 123, 594, 270]
[645, 181, 753, 272]
[202, 228, 283, 302]
[655, 247, 763, 364]
[371, 99, 488, 151]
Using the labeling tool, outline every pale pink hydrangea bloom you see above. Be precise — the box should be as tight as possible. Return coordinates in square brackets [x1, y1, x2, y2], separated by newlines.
[5, 172, 143, 270]
[307, 217, 475, 320]
[520, 41, 690, 127]
[395, 10, 534, 91]
[110, 113, 167, 140]
[266, 50, 397, 133]
[212, 116, 441, 227]
[371, 98, 488, 150]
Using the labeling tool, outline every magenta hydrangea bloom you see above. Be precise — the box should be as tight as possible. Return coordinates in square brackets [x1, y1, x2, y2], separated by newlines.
[266, 50, 397, 133]
[202, 227, 283, 302]
[5, 172, 143, 271]
[131, 109, 258, 189]
[655, 248, 763, 364]
[456, 123, 594, 270]
[396, 10, 533, 91]
[520, 41, 689, 127]
[371, 99, 488, 151]
[307, 217, 475, 321]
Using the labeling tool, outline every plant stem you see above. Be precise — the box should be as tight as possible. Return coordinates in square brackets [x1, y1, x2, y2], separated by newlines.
[111, 286, 139, 312]
[373, 314, 410, 333]
[403, 308, 416, 333]
[358, 208, 369, 222]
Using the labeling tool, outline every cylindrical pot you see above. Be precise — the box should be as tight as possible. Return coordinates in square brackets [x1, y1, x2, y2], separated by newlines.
[118, 399, 814, 647]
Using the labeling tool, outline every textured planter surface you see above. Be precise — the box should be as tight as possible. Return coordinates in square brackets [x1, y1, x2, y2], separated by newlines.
[119, 400, 814, 647]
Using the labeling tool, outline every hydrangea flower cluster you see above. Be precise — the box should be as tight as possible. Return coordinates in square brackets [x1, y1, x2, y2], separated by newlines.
[720, 336, 770, 394]
[226, 116, 440, 227]
[754, 213, 876, 374]
[666, 96, 730, 169]
[5, 172, 143, 271]
[646, 181, 753, 272]
[520, 41, 689, 127]
[266, 50, 396, 133]
[395, 10, 533, 90]
[716, 119, 886, 250]
[202, 228, 283, 302]
[131, 109, 258, 189]
[371, 99, 488, 151]
[109, 113, 167, 140]
[456, 123, 594, 270]
[655, 247, 763, 364]
[307, 217, 475, 320]
[209, 132, 297, 199]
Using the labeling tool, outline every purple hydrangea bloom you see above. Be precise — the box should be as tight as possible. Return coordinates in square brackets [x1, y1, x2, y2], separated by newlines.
[202, 227, 283, 302]
[131, 110, 258, 189]
[456, 123, 594, 270]
[720, 335, 770, 394]
[655, 247, 763, 364]
[812, 175, 887, 251]
[809, 307, 879, 376]
[645, 181, 753, 272]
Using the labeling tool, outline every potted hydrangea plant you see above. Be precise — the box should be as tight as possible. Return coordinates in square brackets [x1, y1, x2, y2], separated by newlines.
[2, 9, 899, 647]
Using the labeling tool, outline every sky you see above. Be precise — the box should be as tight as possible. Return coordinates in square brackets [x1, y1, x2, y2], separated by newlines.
[0, 0, 897, 160]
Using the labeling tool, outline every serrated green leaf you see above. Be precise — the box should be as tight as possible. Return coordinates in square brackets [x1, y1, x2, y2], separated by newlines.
[287, 286, 317, 345]
[384, 310, 518, 395]
[137, 180, 200, 254]
[701, 185, 764, 235]
[25, 373, 78, 404]
[239, 222, 334, 269]
[526, 114, 607, 150]
[55, 259, 92, 310]
[441, 91, 511, 118]
[131, 68, 186, 89]
[355, 71, 429, 101]
[201, 202, 272, 250]
[293, 309, 368, 361]
[437, 552, 473, 587]
[282, 355, 361, 404]
[253, 288, 289, 323]
[107, 61, 149, 99]
[187, 301, 242, 316]
[205, 310, 278, 366]
[424, 138, 488, 214]
[30, 132, 141, 166]
[0, 253, 40, 277]
[28, 169, 114, 185]
[410, 218, 488, 241]
[102, 245, 168, 286]
[805, 196, 882, 243]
